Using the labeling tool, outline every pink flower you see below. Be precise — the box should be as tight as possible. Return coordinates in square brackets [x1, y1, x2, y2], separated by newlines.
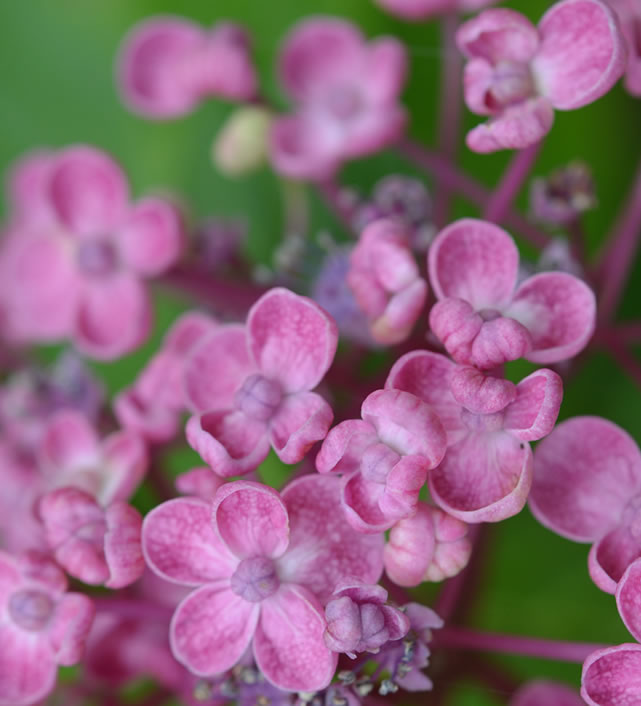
[384, 503, 472, 586]
[316, 389, 447, 532]
[117, 17, 257, 119]
[511, 681, 584, 706]
[324, 583, 409, 657]
[387, 351, 563, 522]
[37, 411, 148, 588]
[530, 416, 641, 594]
[607, 0, 641, 96]
[184, 287, 338, 477]
[115, 311, 218, 442]
[428, 219, 596, 369]
[141, 475, 383, 691]
[348, 219, 428, 344]
[271, 17, 407, 180]
[375, 0, 496, 21]
[0, 551, 94, 706]
[457, 0, 626, 152]
[0, 146, 184, 359]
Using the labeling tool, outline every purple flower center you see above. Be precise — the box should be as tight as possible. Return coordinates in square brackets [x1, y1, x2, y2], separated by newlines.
[234, 374, 282, 422]
[460, 408, 505, 433]
[487, 61, 535, 110]
[361, 443, 401, 484]
[230, 556, 279, 603]
[76, 239, 118, 276]
[326, 85, 363, 121]
[478, 308, 503, 322]
[8, 589, 54, 631]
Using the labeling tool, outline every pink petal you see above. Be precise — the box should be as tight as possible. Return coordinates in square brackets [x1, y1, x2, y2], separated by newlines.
[512, 680, 584, 706]
[462, 58, 496, 116]
[186, 410, 270, 477]
[117, 17, 204, 118]
[581, 644, 641, 706]
[183, 325, 253, 413]
[116, 197, 184, 277]
[450, 366, 517, 415]
[503, 368, 563, 442]
[0, 552, 22, 606]
[616, 559, 641, 642]
[375, 0, 455, 20]
[507, 272, 596, 364]
[466, 97, 554, 153]
[213, 481, 290, 560]
[533, 0, 627, 110]
[365, 38, 408, 103]
[114, 386, 178, 443]
[100, 430, 148, 505]
[456, 8, 539, 63]
[48, 145, 129, 236]
[315, 419, 379, 475]
[361, 389, 447, 468]
[170, 584, 259, 676]
[269, 391, 334, 464]
[341, 471, 390, 533]
[380, 455, 431, 521]
[384, 504, 436, 586]
[430, 432, 533, 522]
[74, 274, 151, 360]
[278, 475, 384, 602]
[428, 219, 519, 309]
[0, 623, 57, 706]
[385, 351, 463, 439]
[589, 524, 641, 594]
[530, 417, 641, 542]
[247, 288, 338, 394]
[142, 497, 236, 586]
[40, 410, 99, 472]
[164, 310, 218, 355]
[254, 584, 336, 692]
[104, 502, 144, 589]
[48, 592, 95, 666]
[6, 150, 54, 226]
[371, 279, 428, 345]
[175, 467, 225, 501]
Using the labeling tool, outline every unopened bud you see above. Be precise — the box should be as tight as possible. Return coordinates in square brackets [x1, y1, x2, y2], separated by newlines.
[213, 106, 272, 177]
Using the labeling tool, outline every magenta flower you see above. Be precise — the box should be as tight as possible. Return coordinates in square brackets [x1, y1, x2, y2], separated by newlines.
[316, 389, 447, 532]
[141, 475, 383, 691]
[512, 681, 584, 706]
[428, 219, 596, 369]
[375, 0, 496, 21]
[117, 17, 257, 119]
[387, 351, 562, 522]
[37, 411, 148, 588]
[115, 311, 218, 442]
[608, 0, 641, 96]
[530, 416, 641, 594]
[348, 219, 428, 344]
[457, 0, 626, 152]
[384, 503, 472, 586]
[324, 583, 409, 657]
[271, 17, 407, 180]
[0, 146, 184, 359]
[184, 287, 338, 476]
[0, 551, 95, 706]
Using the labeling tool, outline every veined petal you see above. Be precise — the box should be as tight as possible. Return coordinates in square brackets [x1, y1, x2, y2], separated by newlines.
[582, 644, 641, 706]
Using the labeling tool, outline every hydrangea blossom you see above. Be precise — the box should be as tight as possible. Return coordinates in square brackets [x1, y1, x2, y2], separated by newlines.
[184, 287, 337, 476]
[117, 17, 257, 118]
[530, 416, 641, 594]
[457, 0, 626, 152]
[387, 350, 562, 522]
[316, 388, 447, 532]
[142, 475, 383, 691]
[428, 219, 596, 369]
[375, 0, 496, 21]
[0, 551, 95, 706]
[0, 146, 184, 359]
[271, 17, 407, 180]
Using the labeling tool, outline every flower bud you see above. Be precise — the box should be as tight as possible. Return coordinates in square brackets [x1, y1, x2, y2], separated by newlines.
[213, 106, 271, 177]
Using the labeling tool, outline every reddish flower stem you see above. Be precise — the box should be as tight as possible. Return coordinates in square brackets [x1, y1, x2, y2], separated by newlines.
[607, 321, 641, 345]
[433, 626, 606, 663]
[398, 138, 550, 248]
[483, 142, 542, 224]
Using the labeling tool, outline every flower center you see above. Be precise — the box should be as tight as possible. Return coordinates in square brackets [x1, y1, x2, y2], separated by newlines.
[361, 443, 401, 484]
[478, 308, 502, 322]
[460, 408, 505, 433]
[327, 85, 363, 121]
[76, 239, 117, 276]
[230, 556, 279, 603]
[234, 374, 282, 422]
[8, 589, 54, 631]
[487, 61, 535, 110]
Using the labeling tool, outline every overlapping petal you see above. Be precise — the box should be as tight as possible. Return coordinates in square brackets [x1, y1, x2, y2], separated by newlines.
[582, 644, 641, 705]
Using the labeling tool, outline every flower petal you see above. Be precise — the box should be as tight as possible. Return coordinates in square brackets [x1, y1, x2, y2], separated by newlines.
[247, 288, 338, 394]
[589, 524, 641, 594]
[502, 368, 563, 442]
[48, 592, 95, 666]
[142, 497, 236, 586]
[170, 584, 259, 676]
[341, 471, 390, 533]
[254, 584, 336, 692]
[104, 502, 144, 589]
[450, 366, 517, 415]
[213, 481, 290, 560]
[581, 644, 641, 706]
[530, 417, 641, 542]
[616, 559, 641, 642]
[533, 0, 627, 110]
[512, 680, 584, 706]
[99, 430, 148, 505]
[315, 419, 379, 475]
[40, 410, 99, 472]
[456, 8, 539, 63]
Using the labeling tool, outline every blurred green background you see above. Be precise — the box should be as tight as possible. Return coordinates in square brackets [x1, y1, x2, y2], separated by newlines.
[2, 0, 641, 704]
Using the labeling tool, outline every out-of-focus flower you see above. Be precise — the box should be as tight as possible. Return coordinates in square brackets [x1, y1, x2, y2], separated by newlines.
[607, 0, 641, 96]
[530, 162, 597, 226]
[511, 680, 584, 705]
[214, 106, 272, 177]
[375, 0, 496, 21]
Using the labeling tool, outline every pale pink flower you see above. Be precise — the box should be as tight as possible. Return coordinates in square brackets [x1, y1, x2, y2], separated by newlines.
[457, 0, 626, 152]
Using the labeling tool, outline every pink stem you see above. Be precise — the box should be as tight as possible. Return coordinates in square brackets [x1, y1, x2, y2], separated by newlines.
[433, 626, 607, 663]
[483, 142, 542, 224]
[607, 321, 641, 345]
[596, 158, 641, 322]
[434, 13, 462, 228]
[398, 138, 550, 248]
